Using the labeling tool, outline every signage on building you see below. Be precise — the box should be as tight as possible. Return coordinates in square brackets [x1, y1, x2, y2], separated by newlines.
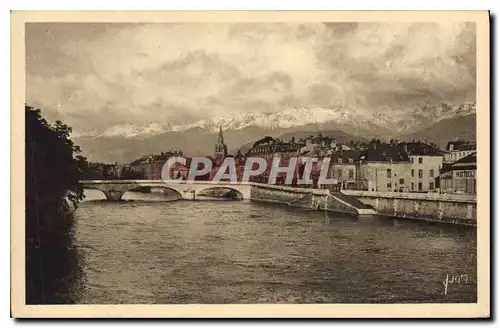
[440, 171, 453, 179]
[454, 170, 476, 179]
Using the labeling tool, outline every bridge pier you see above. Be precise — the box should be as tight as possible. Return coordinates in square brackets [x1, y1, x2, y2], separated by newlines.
[103, 190, 125, 201]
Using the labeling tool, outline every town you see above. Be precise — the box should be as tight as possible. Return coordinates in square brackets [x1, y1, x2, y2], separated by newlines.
[82, 126, 477, 196]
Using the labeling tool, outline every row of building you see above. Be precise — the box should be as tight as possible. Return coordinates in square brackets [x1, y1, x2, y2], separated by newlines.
[115, 128, 477, 196]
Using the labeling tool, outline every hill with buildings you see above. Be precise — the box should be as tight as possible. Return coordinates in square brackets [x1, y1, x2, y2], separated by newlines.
[236, 130, 367, 155]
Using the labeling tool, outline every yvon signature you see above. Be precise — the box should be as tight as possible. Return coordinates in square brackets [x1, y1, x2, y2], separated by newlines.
[442, 273, 469, 296]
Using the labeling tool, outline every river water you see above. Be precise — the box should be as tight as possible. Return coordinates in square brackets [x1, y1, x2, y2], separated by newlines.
[62, 189, 477, 304]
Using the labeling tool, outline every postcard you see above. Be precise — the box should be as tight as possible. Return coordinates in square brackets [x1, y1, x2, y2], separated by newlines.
[11, 10, 490, 318]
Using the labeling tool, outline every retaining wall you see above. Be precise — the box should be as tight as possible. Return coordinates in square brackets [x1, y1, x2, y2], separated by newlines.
[342, 190, 477, 226]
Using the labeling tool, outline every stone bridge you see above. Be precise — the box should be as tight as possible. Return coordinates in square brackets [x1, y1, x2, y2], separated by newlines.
[80, 180, 252, 201]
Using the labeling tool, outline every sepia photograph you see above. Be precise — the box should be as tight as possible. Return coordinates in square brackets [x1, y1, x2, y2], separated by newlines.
[11, 10, 490, 318]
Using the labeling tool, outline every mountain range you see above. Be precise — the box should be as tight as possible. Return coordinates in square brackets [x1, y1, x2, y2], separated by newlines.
[73, 102, 476, 163]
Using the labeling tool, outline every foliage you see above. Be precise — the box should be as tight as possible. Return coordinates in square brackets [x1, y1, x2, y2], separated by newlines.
[25, 104, 87, 303]
[26, 105, 86, 210]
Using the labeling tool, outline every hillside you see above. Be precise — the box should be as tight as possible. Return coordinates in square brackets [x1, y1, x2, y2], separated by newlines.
[398, 114, 476, 147]
[75, 126, 367, 163]
[73, 111, 476, 164]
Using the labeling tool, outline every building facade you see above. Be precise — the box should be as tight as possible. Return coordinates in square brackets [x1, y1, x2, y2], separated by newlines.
[403, 142, 445, 192]
[438, 153, 476, 195]
[444, 140, 476, 163]
[328, 150, 364, 190]
[246, 136, 300, 184]
[357, 140, 413, 192]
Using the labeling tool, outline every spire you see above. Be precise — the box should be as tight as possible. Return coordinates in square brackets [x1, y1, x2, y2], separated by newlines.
[218, 125, 225, 144]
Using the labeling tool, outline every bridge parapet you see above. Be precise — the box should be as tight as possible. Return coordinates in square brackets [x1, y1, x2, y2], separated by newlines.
[80, 180, 252, 201]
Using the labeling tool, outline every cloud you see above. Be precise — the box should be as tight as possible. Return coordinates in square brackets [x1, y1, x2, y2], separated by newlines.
[26, 22, 476, 135]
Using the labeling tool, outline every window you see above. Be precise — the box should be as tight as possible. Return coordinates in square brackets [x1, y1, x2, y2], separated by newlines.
[418, 157, 423, 164]
[418, 169, 423, 178]
[337, 170, 342, 179]
[418, 182, 423, 191]
[411, 169, 414, 177]
[399, 178, 404, 184]
[430, 169, 434, 178]
[387, 183, 392, 190]
[349, 169, 354, 179]
[411, 157, 414, 163]
[430, 182, 435, 190]
[337, 158, 342, 164]
[386, 169, 391, 178]
[411, 182, 414, 191]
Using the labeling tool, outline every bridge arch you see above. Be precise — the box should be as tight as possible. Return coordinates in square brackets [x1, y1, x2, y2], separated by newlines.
[82, 186, 109, 200]
[123, 185, 183, 201]
[82, 183, 183, 201]
[195, 186, 245, 200]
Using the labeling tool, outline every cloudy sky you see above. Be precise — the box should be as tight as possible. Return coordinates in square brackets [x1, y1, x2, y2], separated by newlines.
[26, 22, 476, 135]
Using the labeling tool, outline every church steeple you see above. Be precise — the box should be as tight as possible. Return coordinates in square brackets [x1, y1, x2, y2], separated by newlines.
[217, 125, 225, 144]
[214, 125, 228, 166]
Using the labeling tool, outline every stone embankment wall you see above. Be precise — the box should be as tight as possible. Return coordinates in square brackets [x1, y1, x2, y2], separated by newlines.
[342, 190, 477, 226]
[250, 184, 359, 215]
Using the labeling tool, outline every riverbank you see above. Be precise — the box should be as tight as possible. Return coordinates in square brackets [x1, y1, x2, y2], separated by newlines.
[249, 184, 476, 227]
[342, 190, 477, 227]
[250, 184, 374, 216]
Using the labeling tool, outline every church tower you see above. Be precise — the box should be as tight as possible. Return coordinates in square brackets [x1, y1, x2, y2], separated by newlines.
[214, 125, 228, 166]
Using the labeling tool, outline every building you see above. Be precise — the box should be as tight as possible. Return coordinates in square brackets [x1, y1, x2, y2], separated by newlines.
[129, 163, 148, 179]
[234, 150, 247, 181]
[352, 140, 447, 193]
[170, 159, 191, 181]
[402, 141, 446, 192]
[444, 140, 476, 163]
[438, 152, 476, 195]
[328, 149, 365, 190]
[357, 140, 413, 192]
[246, 136, 300, 184]
[145, 160, 165, 180]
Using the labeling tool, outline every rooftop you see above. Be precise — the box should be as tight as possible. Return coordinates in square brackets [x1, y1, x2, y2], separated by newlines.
[451, 152, 477, 168]
[364, 142, 411, 163]
[402, 142, 447, 156]
[446, 140, 476, 151]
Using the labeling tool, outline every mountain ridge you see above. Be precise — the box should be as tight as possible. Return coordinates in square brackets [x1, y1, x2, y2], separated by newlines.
[73, 103, 476, 163]
[80, 102, 476, 139]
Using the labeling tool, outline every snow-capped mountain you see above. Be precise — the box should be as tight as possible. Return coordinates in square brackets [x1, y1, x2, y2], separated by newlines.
[184, 107, 377, 132]
[92, 103, 476, 139]
[95, 122, 170, 138]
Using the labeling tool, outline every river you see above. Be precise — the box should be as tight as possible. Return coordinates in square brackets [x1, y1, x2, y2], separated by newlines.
[59, 189, 477, 304]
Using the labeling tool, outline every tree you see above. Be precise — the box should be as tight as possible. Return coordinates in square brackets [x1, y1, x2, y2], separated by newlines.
[26, 105, 86, 211]
[25, 105, 87, 303]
